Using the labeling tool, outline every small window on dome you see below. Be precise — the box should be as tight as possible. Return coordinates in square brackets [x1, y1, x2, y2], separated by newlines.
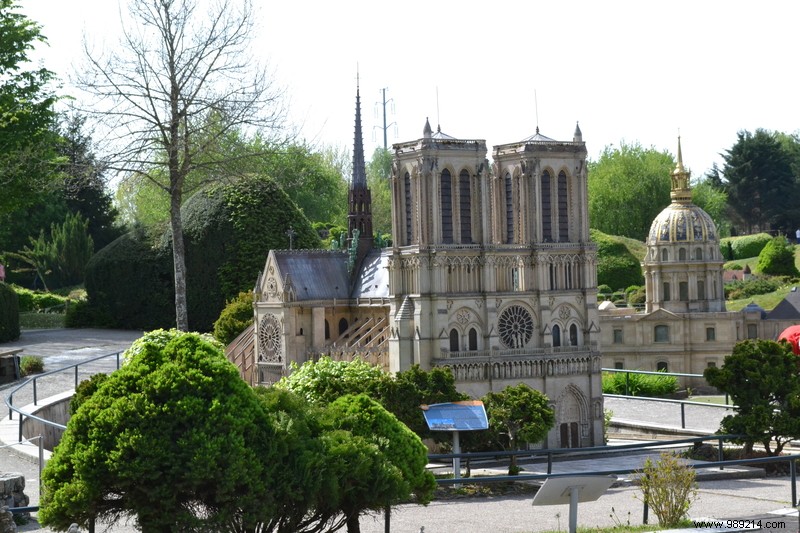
[694, 248, 703, 260]
[661, 248, 668, 261]
[679, 248, 687, 260]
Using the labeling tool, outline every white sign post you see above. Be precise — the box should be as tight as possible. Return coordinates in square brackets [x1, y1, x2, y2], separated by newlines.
[531, 475, 616, 533]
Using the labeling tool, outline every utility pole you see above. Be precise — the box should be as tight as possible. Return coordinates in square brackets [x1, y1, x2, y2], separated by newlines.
[374, 88, 396, 150]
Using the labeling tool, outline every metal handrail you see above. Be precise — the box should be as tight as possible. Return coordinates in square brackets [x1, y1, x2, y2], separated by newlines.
[4, 350, 124, 441]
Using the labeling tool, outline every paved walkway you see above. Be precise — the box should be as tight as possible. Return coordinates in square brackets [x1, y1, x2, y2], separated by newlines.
[1, 329, 798, 532]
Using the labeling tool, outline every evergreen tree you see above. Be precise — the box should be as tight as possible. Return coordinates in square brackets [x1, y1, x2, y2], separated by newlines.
[721, 129, 796, 233]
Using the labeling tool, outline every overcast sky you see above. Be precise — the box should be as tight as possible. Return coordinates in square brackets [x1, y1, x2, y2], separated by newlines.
[21, 0, 800, 179]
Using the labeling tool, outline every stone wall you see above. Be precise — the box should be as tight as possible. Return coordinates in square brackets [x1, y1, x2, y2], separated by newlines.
[0, 473, 29, 532]
[21, 390, 71, 452]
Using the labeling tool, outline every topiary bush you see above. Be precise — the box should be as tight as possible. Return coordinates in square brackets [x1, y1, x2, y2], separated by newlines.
[724, 276, 784, 300]
[213, 292, 254, 345]
[756, 235, 800, 277]
[591, 229, 644, 291]
[720, 233, 772, 260]
[0, 283, 20, 342]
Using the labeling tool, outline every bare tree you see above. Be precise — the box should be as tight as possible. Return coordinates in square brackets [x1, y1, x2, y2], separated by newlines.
[76, 0, 285, 330]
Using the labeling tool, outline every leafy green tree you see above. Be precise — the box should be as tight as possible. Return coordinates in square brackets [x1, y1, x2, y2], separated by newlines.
[323, 394, 436, 533]
[40, 330, 279, 532]
[278, 356, 393, 405]
[77, 0, 286, 331]
[691, 177, 730, 238]
[380, 365, 467, 440]
[705, 339, 800, 456]
[588, 142, 674, 241]
[756, 235, 800, 277]
[367, 147, 393, 237]
[8, 212, 94, 290]
[721, 129, 796, 234]
[484, 383, 555, 474]
[0, 0, 60, 216]
[56, 113, 123, 251]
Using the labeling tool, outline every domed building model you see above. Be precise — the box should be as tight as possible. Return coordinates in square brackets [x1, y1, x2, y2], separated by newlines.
[642, 138, 726, 313]
[599, 139, 800, 382]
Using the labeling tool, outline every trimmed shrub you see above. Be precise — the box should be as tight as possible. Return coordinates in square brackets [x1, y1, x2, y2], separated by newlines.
[602, 371, 678, 396]
[720, 233, 772, 260]
[213, 292, 254, 345]
[756, 235, 800, 277]
[637, 452, 697, 527]
[591, 229, 644, 291]
[70, 373, 109, 415]
[724, 276, 783, 300]
[19, 356, 44, 376]
[0, 283, 20, 342]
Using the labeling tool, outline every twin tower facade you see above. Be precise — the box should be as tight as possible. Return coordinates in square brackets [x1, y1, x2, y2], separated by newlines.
[252, 91, 604, 448]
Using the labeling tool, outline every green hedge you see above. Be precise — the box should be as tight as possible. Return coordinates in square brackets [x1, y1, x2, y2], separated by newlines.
[82, 176, 320, 332]
[11, 286, 68, 312]
[591, 229, 644, 291]
[0, 283, 20, 342]
[602, 371, 678, 396]
[720, 233, 772, 260]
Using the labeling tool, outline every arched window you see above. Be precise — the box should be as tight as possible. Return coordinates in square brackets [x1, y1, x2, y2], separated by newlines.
[468, 328, 478, 351]
[541, 170, 552, 241]
[552, 324, 561, 347]
[459, 169, 472, 243]
[504, 172, 514, 243]
[558, 171, 568, 241]
[441, 169, 453, 243]
[661, 248, 668, 261]
[694, 248, 703, 260]
[449, 328, 459, 352]
[654, 325, 669, 343]
[569, 324, 578, 346]
[697, 280, 706, 299]
[656, 361, 669, 372]
[679, 248, 687, 261]
[404, 172, 413, 244]
[338, 318, 349, 336]
[324, 320, 330, 340]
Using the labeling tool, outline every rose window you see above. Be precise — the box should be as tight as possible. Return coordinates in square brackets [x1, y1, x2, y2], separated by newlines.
[258, 313, 282, 363]
[498, 305, 534, 349]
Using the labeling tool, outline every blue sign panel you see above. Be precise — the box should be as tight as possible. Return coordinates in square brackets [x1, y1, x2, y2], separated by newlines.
[421, 401, 488, 432]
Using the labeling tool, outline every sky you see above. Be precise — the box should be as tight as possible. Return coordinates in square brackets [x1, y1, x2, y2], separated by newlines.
[20, 0, 800, 180]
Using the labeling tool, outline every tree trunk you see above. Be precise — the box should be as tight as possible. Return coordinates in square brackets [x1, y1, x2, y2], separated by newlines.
[346, 513, 361, 533]
[169, 189, 189, 331]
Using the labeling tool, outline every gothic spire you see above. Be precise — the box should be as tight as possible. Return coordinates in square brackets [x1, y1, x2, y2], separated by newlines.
[351, 76, 367, 189]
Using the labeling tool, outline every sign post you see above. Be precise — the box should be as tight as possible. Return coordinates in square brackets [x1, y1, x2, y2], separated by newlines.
[421, 401, 488, 480]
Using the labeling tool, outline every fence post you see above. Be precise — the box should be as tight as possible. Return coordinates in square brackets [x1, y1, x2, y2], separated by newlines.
[8, 392, 12, 420]
[642, 473, 649, 525]
[680, 403, 686, 429]
[547, 452, 553, 475]
[625, 372, 630, 396]
[717, 436, 724, 470]
[75, 365, 79, 389]
[384, 506, 390, 533]
[791, 459, 797, 507]
[33, 378, 37, 405]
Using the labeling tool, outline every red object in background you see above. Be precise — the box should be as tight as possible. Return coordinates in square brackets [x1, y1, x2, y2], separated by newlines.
[777, 325, 800, 354]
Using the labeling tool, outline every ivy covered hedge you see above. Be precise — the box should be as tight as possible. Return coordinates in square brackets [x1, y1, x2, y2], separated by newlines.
[80, 176, 319, 331]
[591, 229, 644, 291]
[0, 283, 19, 342]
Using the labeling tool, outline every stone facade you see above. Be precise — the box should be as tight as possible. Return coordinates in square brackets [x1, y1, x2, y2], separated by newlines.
[250, 94, 604, 448]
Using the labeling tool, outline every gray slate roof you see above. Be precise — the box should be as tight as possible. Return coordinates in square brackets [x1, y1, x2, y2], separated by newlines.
[272, 249, 390, 301]
[766, 287, 800, 320]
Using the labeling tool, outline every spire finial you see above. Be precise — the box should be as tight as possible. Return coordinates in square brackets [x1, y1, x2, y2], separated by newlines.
[670, 135, 692, 203]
